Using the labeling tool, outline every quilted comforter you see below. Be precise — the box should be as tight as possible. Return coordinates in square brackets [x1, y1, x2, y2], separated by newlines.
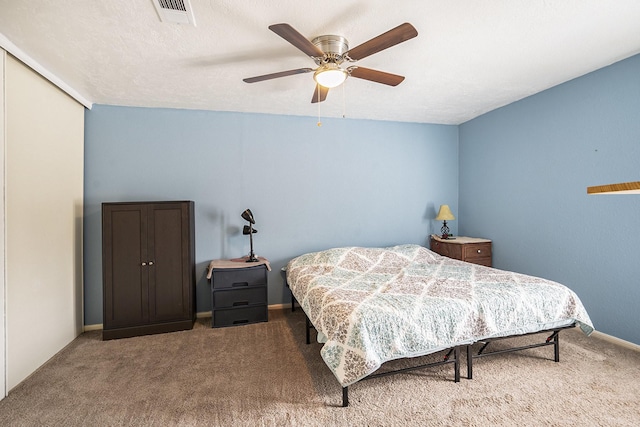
[286, 244, 594, 386]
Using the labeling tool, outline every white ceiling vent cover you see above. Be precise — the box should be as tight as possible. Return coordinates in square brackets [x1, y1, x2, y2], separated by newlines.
[152, 0, 196, 26]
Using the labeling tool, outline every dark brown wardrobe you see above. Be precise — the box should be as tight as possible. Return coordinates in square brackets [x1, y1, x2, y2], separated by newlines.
[102, 201, 196, 340]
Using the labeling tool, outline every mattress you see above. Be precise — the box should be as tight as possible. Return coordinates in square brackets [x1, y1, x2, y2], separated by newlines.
[286, 244, 594, 386]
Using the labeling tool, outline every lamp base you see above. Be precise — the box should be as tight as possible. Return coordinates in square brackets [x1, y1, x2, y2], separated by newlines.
[246, 254, 259, 262]
[440, 221, 451, 240]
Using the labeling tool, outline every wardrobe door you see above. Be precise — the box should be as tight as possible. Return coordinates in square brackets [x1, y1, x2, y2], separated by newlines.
[102, 204, 149, 329]
[148, 202, 192, 322]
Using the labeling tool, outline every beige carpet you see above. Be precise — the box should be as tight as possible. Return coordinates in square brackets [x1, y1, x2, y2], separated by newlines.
[1, 309, 639, 426]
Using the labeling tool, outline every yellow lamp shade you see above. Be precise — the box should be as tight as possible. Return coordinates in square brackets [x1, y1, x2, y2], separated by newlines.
[435, 205, 455, 221]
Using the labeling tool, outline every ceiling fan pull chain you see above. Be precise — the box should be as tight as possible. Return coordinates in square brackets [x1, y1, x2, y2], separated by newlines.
[317, 85, 322, 127]
[342, 81, 346, 119]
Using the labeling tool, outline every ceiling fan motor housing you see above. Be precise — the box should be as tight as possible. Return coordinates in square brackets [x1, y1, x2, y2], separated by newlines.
[311, 35, 349, 65]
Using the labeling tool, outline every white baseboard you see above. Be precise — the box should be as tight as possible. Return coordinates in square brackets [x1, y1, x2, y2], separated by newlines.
[84, 304, 291, 331]
[591, 330, 640, 353]
[82, 319, 640, 351]
[83, 324, 103, 332]
[79, 324, 639, 353]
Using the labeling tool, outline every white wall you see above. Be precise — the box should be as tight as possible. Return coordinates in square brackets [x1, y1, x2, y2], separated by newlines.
[5, 54, 84, 390]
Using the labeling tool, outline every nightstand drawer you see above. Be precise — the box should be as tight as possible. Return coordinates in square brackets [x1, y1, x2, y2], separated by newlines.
[213, 286, 267, 309]
[430, 235, 492, 267]
[212, 305, 268, 328]
[431, 240, 462, 259]
[463, 243, 492, 261]
[212, 266, 267, 289]
[467, 255, 491, 267]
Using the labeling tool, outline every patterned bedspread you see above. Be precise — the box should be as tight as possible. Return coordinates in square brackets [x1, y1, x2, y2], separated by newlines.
[286, 244, 594, 386]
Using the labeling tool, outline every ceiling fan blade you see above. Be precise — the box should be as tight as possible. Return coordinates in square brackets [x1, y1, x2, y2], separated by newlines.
[311, 84, 329, 103]
[344, 23, 418, 61]
[269, 23, 325, 58]
[348, 67, 405, 86]
[243, 68, 314, 83]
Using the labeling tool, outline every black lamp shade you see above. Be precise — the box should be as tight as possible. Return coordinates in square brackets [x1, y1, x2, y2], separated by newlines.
[241, 209, 255, 224]
[242, 225, 258, 235]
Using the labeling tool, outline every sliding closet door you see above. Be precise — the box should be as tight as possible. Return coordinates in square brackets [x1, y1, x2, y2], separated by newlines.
[5, 54, 84, 391]
[0, 49, 7, 401]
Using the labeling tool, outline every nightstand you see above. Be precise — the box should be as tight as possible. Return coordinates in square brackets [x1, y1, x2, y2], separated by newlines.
[208, 258, 269, 328]
[430, 235, 492, 267]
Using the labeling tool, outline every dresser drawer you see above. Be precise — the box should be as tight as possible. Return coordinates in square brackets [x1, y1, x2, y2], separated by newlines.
[213, 286, 267, 309]
[212, 305, 268, 328]
[431, 239, 462, 259]
[463, 242, 492, 261]
[430, 236, 492, 267]
[212, 266, 267, 289]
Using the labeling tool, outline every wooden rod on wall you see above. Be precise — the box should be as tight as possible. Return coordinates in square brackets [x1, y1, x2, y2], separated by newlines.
[587, 181, 640, 194]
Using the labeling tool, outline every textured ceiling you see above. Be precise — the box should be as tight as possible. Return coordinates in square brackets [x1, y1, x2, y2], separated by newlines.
[1, 0, 640, 124]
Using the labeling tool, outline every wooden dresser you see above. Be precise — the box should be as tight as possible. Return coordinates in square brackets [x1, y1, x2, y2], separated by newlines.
[430, 235, 492, 267]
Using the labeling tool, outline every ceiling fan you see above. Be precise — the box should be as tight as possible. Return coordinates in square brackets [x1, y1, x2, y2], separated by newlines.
[243, 22, 418, 103]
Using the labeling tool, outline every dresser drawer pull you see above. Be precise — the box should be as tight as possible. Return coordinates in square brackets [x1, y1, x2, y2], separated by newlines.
[477, 250, 482, 253]
[233, 319, 249, 324]
[232, 282, 249, 287]
[232, 301, 249, 307]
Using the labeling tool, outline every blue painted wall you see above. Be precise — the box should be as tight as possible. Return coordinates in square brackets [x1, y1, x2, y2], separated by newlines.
[84, 107, 459, 325]
[459, 54, 640, 344]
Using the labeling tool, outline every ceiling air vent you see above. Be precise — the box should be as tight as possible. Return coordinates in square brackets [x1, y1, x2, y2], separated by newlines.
[152, 0, 196, 26]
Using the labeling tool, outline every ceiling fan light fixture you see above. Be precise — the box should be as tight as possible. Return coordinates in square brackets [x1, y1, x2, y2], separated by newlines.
[314, 64, 347, 88]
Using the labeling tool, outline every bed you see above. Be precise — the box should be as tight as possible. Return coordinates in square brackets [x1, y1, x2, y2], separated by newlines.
[285, 244, 594, 406]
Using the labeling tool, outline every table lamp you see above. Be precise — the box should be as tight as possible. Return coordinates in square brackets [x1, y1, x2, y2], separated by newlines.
[241, 209, 259, 262]
[435, 205, 455, 239]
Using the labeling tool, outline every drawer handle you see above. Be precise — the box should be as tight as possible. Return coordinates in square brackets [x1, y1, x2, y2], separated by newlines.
[233, 301, 249, 306]
[477, 250, 482, 253]
[232, 282, 249, 287]
[233, 319, 249, 324]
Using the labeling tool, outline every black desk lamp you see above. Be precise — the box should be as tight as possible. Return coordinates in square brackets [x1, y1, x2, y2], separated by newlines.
[241, 209, 259, 262]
